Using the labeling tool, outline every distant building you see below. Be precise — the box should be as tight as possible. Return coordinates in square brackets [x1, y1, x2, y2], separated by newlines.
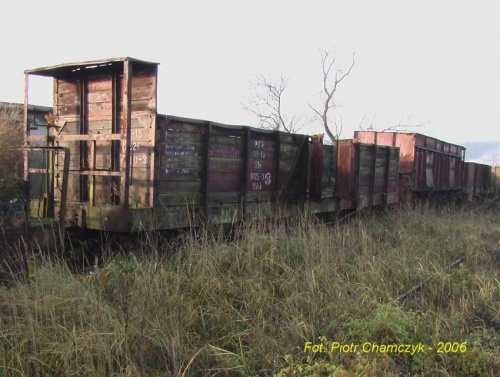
[0, 102, 52, 194]
[0, 101, 52, 137]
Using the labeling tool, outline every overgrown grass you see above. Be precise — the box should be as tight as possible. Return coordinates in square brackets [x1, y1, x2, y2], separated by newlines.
[1, 205, 499, 376]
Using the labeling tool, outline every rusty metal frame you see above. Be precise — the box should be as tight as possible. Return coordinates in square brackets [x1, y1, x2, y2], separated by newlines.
[23, 74, 30, 181]
[24, 146, 70, 232]
[203, 122, 212, 217]
[241, 127, 250, 219]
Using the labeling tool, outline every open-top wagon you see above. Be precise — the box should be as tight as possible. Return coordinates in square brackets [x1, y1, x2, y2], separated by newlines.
[23, 57, 344, 232]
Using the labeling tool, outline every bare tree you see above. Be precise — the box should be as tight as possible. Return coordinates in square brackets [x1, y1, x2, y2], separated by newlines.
[243, 75, 302, 133]
[0, 104, 23, 177]
[309, 50, 355, 142]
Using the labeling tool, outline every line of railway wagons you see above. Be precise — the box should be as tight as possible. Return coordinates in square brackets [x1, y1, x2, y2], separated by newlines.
[20, 57, 500, 233]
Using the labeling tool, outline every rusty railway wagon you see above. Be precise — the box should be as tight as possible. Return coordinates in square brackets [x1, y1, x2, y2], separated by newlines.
[463, 162, 491, 199]
[22, 57, 404, 232]
[354, 131, 466, 200]
[336, 140, 399, 210]
[490, 166, 500, 195]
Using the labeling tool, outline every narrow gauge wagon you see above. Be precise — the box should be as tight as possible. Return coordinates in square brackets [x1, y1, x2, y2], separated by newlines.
[463, 162, 491, 199]
[354, 131, 465, 200]
[491, 167, 500, 195]
[23, 57, 345, 232]
[336, 140, 399, 210]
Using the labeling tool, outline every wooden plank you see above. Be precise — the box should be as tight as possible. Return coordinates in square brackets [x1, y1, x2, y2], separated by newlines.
[211, 126, 244, 137]
[57, 80, 79, 94]
[159, 120, 206, 134]
[160, 129, 204, 143]
[131, 153, 150, 168]
[56, 103, 80, 117]
[159, 193, 202, 206]
[56, 134, 122, 141]
[129, 167, 151, 181]
[208, 171, 241, 192]
[248, 138, 275, 152]
[160, 170, 201, 181]
[130, 85, 155, 101]
[209, 145, 242, 159]
[158, 180, 202, 192]
[246, 191, 273, 202]
[87, 102, 112, 117]
[207, 191, 240, 203]
[87, 78, 112, 91]
[89, 120, 113, 132]
[93, 175, 116, 205]
[57, 92, 79, 105]
[208, 134, 244, 146]
[159, 142, 203, 157]
[58, 121, 80, 135]
[87, 89, 112, 103]
[160, 155, 202, 168]
[120, 75, 155, 88]
[116, 99, 153, 113]
[209, 159, 244, 172]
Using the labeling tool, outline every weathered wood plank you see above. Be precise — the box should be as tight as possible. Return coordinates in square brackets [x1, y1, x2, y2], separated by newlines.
[158, 193, 202, 206]
[159, 121, 206, 133]
[207, 191, 240, 203]
[56, 80, 79, 94]
[159, 129, 204, 143]
[209, 159, 244, 172]
[158, 180, 202, 192]
[160, 170, 201, 181]
[208, 171, 241, 191]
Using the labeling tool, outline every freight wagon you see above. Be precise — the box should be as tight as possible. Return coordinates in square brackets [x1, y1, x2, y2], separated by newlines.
[22, 57, 403, 232]
[336, 140, 399, 210]
[463, 162, 491, 199]
[354, 131, 465, 200]
[491, 166, 500, 195]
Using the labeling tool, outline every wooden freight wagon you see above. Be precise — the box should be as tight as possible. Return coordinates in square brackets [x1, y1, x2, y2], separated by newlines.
[463, 162, 491, 199]
[354, 131, 465, 199]
[491, 166, 500, 195]
[336, 140, 399, 210]
[23, 57, 336, 232]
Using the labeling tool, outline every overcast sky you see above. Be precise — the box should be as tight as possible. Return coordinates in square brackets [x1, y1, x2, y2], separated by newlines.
[2, 0, 499, 144]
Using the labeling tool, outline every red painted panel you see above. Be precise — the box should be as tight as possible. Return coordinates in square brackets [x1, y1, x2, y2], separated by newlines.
[336, 140, 355, 201]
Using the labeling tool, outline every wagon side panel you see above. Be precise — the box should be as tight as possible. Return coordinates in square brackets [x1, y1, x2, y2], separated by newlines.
[336, 139, 355, 210]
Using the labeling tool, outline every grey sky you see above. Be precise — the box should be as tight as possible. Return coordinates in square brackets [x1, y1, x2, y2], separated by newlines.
[2, 0, 499, 143]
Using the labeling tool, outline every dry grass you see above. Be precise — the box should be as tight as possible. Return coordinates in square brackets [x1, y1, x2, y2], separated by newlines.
[0, 205, 499, 376]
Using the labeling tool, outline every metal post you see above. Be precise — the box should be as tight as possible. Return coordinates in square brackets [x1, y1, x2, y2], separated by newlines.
[23, 74, 29, 181]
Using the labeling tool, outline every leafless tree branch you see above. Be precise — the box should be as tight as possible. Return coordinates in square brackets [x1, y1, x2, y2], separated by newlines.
[309, 50, 355, 142]
[358, 114, 430, 132]
[243, 75, 303, 133]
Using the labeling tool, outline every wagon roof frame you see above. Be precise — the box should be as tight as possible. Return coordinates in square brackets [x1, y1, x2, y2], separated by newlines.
[24, 57, 159, 78]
